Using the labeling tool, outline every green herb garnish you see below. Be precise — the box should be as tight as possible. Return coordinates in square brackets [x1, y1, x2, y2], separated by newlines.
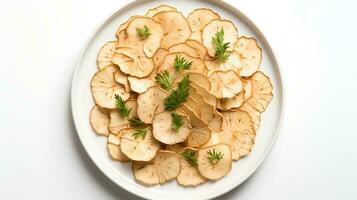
[174, 56, 192, 72]
[155, 70, 173, 90]
[207, 148, 224, 164]
[132, 127, 148, 139]
[128, 117, 145, 128]
[136, 25, 151, 39]
[212, 28, 230, 63]
[180, 149, 198, 167]
[114, 94, 131, 117]
[164, 75, 190, 111]
[171, 112, 184, 131]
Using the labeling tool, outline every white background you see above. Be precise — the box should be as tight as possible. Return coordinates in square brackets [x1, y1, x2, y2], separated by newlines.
[0, 0, 356, 199]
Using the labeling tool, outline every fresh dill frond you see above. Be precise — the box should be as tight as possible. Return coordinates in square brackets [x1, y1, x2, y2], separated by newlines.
[128, 117, 145, 128]
[171, 112, 184, 131]
[164, 75, 190, 111]
[136, 25, 151, 39]
[207, 148, 224, 164]
[132, 127, 148, 139]
[114, 94, 131, 117]
[212, 28, 230, 63]
[180, 149, 198, 167]
[155, 70, 173, 90]
[174, 55, 193, 72]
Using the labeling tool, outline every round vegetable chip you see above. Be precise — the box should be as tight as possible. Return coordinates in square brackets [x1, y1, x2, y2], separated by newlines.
[115, 15, 140, 39]
[126, 17, 163, 57]
[127, 70, 157, 94]
[153, 111, 191, 145]
[109, 100, 138, 135]
[197, 144, 232, 180]
[202, 19, 238, 57]
[234, 36, 262, 77]
[159, 53, 207, 77]
[239, 103, 261, 131]
[97, 41, 116, 69]
[91, 65, 130, 109]
[208, 111, 223, 132]
[187, 126, 211, 148]
[89, 106, 110, 136]
[114, 69, 130, 93]
[201, 132, 222, 147]
[220, 92, 244, 110]
[245, 71, 273, 112]
[107, 133, 130, 162]
[205, 51, 241, 76]
[208, 70, 243, 98]
[185, 39, 208, 59]
[177, 148, 207, 186]
[185, 88, 215, 123]
[168, 43, 200, 58]
[179, 105, 206, 128]
[132, 150, 180, 185]
[153, 48, 169, 67]
[222, 110, 256, 160]
[112, 47, 155, 78]
[165, 143, 185, 153]
[120, 127, 161, 161]
[137, 86, 167, 123]
[145, 4, 177, 17]
[243, 80, 253, 100]
[187, 8, 221, 42]
[152, 11, 191, 49]
[190, 82, 217, 108]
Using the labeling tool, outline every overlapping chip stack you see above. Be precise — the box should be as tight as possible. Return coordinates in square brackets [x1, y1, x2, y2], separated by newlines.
[89, 5, 273, 187]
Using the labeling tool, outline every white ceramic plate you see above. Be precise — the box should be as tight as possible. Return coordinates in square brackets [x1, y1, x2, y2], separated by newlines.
[71, 0, 284, 199]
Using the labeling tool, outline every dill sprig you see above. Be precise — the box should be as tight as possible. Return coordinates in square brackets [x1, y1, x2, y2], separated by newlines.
[114, 94, 131, 117]
[207, 148, 224, 164]
[180, 149, 198, 167]
[132, 127, 148, 139]
[128, 117, 145, 128]
[164, 75, 190, 111]
[171, 112, 184, 131]
[155, 70, 173, 90]
[136, 25, 151, 39]
[174, 55, 192, 72]
[212, 28, 230, 63]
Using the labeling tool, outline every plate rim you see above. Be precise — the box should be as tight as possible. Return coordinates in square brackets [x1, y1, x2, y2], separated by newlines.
[70, 0, 286, 199]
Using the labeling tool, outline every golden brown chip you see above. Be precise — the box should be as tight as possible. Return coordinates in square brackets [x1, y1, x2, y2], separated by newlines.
[132, 150, 180, 185]
[127, 71, 157, 94]
[107, 133, 130, 162]
[205, 51, 241, 76]
[145, 4, 177, 17]
[120, 127, 161, 161]
[126, 17, 163, 57]
[152, 11, 191, 49]
[112, 47, 155, 78]
[220, 92, 244, 110]
[187, 8, 221, 42]
[208, 70, 243, 99]
[91, 65, 130, 109]
[137, 86, 167, 123]
[202, 19, 238, 57]
[153, 48, 169, 67]
[245, 71, 273, 112]
[109, 100, 138, 135]
[221, 110, 256, 160]
[168, 43, 200, 58]
[89, 106, 110, 136]
[97, 41, 116, 69]
[239, 103, 261, 131]
[177, 148, 207, 186]
[197, 144, 232, 180]
[208, 111, 223, 132]
[152, 111, 191, 145]
[243, 80, 253, 100]
[114, 69, 130, 93]
[234, 36, 262, 77]
[185, 39, 208, 59]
